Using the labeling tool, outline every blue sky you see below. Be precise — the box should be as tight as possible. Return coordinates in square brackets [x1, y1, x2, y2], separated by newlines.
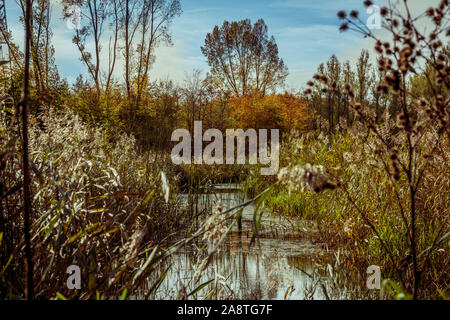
[5, 0, 438, 89]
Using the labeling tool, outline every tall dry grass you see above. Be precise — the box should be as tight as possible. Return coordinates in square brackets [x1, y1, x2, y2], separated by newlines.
[244, 122, 449, 298]
[0, 108, 190, 299]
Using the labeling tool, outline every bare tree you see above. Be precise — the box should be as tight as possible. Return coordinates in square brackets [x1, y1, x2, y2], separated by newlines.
[16, 0, 57, 93]
[181, 69, 207, 133]
[133, 0, 181, 107]
[119, 0, 141, 100]
[355, 49, 373, 105]
[63, 0, 111, 97]
[105, 0, 119, 96]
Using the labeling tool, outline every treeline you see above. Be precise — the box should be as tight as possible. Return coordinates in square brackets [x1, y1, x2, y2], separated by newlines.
[68, 72, 312, 150]
[0, 2, 312, 150]
[2, 1, 446, 153]
[305, 48, 449, 135]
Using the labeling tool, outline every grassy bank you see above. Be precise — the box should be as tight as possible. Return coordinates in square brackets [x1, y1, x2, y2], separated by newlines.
[175, 163, 250, 192]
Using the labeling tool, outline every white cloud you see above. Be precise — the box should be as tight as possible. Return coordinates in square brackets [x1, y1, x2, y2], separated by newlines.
[150, 39, 206, 83]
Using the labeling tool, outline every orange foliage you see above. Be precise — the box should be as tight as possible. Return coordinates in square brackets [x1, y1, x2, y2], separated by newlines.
[278, 92, 311, 131]
[227, 91, 311, 131]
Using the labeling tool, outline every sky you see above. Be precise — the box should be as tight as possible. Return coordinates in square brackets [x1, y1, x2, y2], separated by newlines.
[4, 0, 441, 90]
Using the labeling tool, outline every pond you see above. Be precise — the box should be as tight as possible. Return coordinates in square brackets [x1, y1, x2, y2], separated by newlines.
[150, 184, 343, 300]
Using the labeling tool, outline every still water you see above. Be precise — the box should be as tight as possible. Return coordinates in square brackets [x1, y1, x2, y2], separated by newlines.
[154, 184, 333, 300]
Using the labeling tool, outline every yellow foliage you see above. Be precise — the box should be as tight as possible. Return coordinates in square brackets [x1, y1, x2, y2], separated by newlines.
[227, 91, 311, 131]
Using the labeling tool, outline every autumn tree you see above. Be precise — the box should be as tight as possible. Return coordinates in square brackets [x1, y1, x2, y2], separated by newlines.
[10, 0, 67, 111]
[371, 60, 389, 123]
[228, 92, 310, 132]
[62, 0, 110, 97]
[307, 55, 344, 135]
[115, 0, 181, 134]
[355, 49, 373, 106]
[61, 0, 181, 135]
[133, 0, 181, 107]
[17, 0, 51, 92]
[341, 60, 355, 124]
[181, 69, 208, 133]
[115, 0, 181, 104]
[201, 19, 288, 97]
[123, 79, 181, 149]
[325, 54, 341, 133]
[278, 92, 311, 132]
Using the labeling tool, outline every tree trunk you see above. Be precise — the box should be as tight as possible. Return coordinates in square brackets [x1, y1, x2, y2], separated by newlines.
[21, 0, 33, 300]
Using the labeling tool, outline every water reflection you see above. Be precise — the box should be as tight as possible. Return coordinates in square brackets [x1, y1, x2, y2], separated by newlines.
[155, 186, 331, 300]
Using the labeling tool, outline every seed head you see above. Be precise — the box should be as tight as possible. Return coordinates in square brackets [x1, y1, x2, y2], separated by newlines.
[350, 10, 359, 19]
[339, 22, 349, 32]
[337, 11, 347, 20]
